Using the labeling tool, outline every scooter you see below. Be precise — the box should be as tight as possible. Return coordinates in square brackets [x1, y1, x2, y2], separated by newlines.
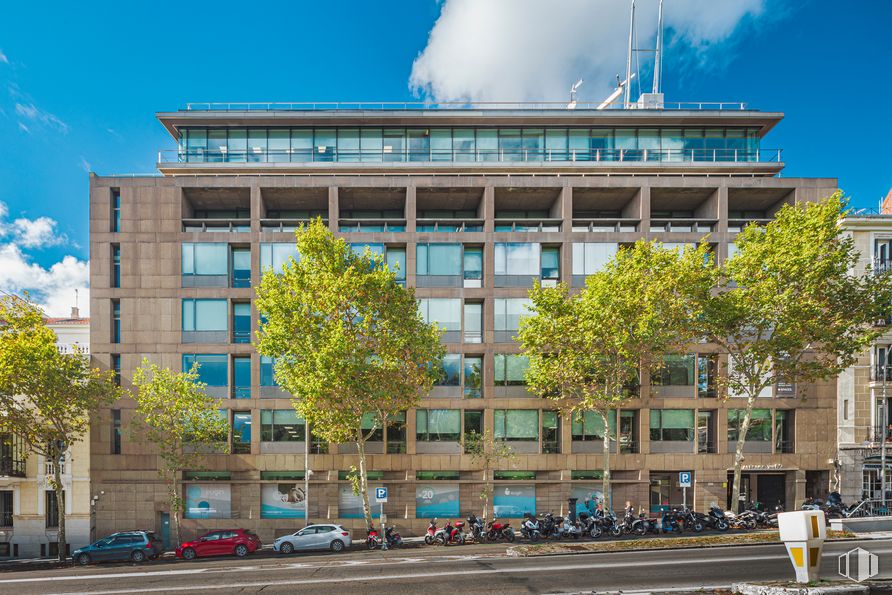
[384, 525, 402, 548]
[558, 515, 584, 539]
[661, 508, 684, 534]
[520, 513, 542, 542]
[467, 514, 486, 542]
[366, 525, 382, 549]
[437, 519, 465, 545]
[424, 519, 439, 545]
[632, 509, 661, 536]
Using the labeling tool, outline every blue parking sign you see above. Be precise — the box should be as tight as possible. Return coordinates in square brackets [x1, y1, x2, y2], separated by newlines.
[678, 472, 692, 488]
[375, 487, 388, 502]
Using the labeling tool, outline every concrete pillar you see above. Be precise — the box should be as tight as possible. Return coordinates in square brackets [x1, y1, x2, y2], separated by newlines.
[328, 187, 339, 233]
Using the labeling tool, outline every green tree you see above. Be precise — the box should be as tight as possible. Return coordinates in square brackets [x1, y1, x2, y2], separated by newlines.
[255, 219, 444, 529]
[464, 429, 518, 519]
[131, 359, 230, 542]
[519, 241, 715, 509]
[0, 295, 121, 561]
[704, 193, 892, 511]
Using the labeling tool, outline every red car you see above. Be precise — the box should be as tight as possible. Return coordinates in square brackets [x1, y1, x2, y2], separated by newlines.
[176, 529, 262, 560]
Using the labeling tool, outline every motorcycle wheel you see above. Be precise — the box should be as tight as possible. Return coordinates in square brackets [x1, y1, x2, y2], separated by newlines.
[634, 525, 646, 536]
[456, 534, 465, 545]
[367, 539, 378, 550]
[610, 525, 622, 537]
[693, 522, 704, 533]
[590, 526, 602, 539]
[505, 530, 515, 542]
[717, 520, 729, 531]
[745, 519, 757, 530]
[424, 535, 433, 545]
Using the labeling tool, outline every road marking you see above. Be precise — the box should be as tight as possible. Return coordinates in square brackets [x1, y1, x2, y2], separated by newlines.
[0, 567, 208, 584]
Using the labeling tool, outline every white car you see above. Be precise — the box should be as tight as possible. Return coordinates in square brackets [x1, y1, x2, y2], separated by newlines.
[273, 524, 352, 554]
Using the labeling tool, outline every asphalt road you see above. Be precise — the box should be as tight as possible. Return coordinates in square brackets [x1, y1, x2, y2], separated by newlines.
[1, 538, 891, 595]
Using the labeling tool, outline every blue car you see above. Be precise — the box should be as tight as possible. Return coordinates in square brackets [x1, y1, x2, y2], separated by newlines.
[73, 531, 164, 565]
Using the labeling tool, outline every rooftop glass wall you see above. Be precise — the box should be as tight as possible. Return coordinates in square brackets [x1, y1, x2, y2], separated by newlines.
[176, 127, 762, 164]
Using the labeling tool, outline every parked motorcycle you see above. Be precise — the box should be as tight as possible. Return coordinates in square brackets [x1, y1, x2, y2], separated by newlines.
[632, 510, 661, 536]
[724, 509, 757, 530]
[486, 519, 515, 542]
[706, 505, 730, 531]
[384, 525, 402, 548]
[521, 512, 542, 542]
[558, 515, 584, 539]
[597, 510, 623, 538]
[661, 508, 684, 534]
[467, 514, 486, 542]
[678, 507, 707, 533]
[538, 512, 562, 540]
[437, 519, 465, 545]
[424, 519, 439, 545]
[366, 525, 382, 549]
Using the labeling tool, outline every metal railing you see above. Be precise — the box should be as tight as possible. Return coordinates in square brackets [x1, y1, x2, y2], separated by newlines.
[44, 461, 65, 476]
[184, 100, 750, 112]
[159, 147, 782, 166]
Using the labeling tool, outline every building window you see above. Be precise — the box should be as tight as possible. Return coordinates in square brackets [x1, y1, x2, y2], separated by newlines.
[416, 243, 462, 286]
[111, 189, 121, 232]
[463, 410, 484, 441]
[260, 356, 278, 387]
[572, 410, 615, 441]
[418, 299, 461, 343]
[182, 243, 229, 283]
[728, 409, 772, 442]
[361, 412, 384, 442]
[436, 354, 461, 387]
[571, 243, 618, 284]
[232, 356, 251, 399]
[494, 243, 540, 286]
[416, 409, 461, 442]
[775, 410, 795, 453]
[541, 246, 560, 281]
[386, 412, 407, 453]
[182, 354, 228, 387]
[182, 299, 228, 342]
[45, 491, 62, 528]
[111, 354, 121, 386]
[463, 246, 483, 287]
[649, 409, 695, 442]
[494, 354, 529, 386]
[494, 298, 532, 343]
[232, 411, 251, 454]
[231, 247, 251, 288]
[464, 302, 482, 343]
[494, 409, 539, 442]
[386, 247, 407, 286]
[0, 491, 11, 527]
[463, 356, 482, 398]
[619, 410, 639, 453]
[111, 409, 121, 455]
[111, 244, 121, 288]
[111, 300, 120, 344]
[232, 302, 251, 344]
[697, 354, 718, 398]
[260, 410, 305, 442]
[697, 410, 716, 453]
[843, 399, 849, 421]
[542, 410, 560, 453]
[651, 354, 695, 386]
[260, 243, 300, 273]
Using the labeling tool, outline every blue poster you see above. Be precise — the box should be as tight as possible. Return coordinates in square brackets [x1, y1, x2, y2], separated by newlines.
[261, 483, 306, 519]
[184, 484, 231, 519]
[571, 486, 608, 515]
[338, 485, 381, 518]
[415, 484, 460, 518]
[493, 485, 536, 517]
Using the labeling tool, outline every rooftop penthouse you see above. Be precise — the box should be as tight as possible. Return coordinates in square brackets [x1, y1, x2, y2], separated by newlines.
[156, 101, 784, 176]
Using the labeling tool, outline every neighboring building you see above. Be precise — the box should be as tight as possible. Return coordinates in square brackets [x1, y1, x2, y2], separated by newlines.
[880, 189, 892, 215]
[89, 101, 838, 541]
[0, 308, 91, 559]
[837, 214, 892, 502]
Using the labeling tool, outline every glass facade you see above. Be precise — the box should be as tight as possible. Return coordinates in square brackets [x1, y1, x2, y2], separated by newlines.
[112, 244, 121, 288]
[651, 354, 696, 386]
[494, 409, 539, 442]
[260, 356, 278, 386]
[572, 410, 616, 441]
[728, 409, 772, 442]
[494, 298, 532, 342]
[418, 298, 462, 341]
[463, 356, 482, 398]
[261, 410, 305, 442]
[494, 354, 529, 386]
[183, 354, 228, 386]
[177, 126, 761, 163]
[571, 243, 618, 278]
[183, 243, 229, 276]
[260, 243, 300, 272]
[232, 302, 251, 344]
[232, 356, 251, 399]
[416, 409, 461, 442]
[649, 409, 695, 442]
[436, 354, 461, 386]
[183, 299, 228, 333]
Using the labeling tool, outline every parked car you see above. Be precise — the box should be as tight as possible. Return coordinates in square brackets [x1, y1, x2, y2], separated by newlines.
[176, 529, 262, 560]
[273, 524, 352, 554]
[73, 531, 163, 565]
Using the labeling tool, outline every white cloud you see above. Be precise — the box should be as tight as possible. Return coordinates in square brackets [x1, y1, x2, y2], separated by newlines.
[80, 156, 91, 173]
[409, 0, 766, 102]
[0, 202, 87, 316]
[15, 102, 68, 133]
[0, 50, 8, 65]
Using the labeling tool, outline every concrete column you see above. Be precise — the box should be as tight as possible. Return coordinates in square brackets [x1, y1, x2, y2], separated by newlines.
[250, 185, 261, 233]
[405, 185, 417, 233]
[638, 186, 651, 239]
[482, 186, 494, 233]
[328, 187, 339, 233]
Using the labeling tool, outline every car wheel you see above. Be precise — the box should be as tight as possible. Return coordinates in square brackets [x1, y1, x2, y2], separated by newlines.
[182, 547, 197, 561]
[234, 544, 249, 558]
[76, 553, 91, 566]
[330, 539, 345, 553]
[131, 549, 146, 563]
[280, 542, 294, 555]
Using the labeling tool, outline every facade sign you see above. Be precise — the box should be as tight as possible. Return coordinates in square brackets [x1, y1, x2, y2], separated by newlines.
[184, 484, 231, 519]
[493, 484, 536, 517]
[338, 484, 381, 519]
[261, 483, 306, 519]
[679, 471, 693, 488]
[415, 484, 460, 518]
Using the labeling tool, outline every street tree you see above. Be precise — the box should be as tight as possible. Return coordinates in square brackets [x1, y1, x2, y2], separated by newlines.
[464, 429, 518, 519]
[0, 295, 121, 561]
[703, 193, 892, 511]
[519, 241, 715, 509]
[255, 219, 444, 529]
[130, 359, 230, 542]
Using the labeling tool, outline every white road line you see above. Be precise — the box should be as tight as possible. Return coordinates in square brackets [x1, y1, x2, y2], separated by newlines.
[0, 567, 208, 584]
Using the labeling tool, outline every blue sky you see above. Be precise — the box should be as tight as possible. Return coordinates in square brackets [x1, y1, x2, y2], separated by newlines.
[0, 0, 889, 314]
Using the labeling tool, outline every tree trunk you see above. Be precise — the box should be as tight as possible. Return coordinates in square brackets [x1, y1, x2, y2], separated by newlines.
[357, 436, 373, 530]
[601, 410, 612, 512]
[482, 469, 490, 519]
[168, 480, 182, 544]
[54, 464, 66, 562]
[731, 392, 758, 513]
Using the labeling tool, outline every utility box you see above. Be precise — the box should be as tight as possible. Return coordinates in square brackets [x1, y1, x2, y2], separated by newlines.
[777, 510, 826, 583]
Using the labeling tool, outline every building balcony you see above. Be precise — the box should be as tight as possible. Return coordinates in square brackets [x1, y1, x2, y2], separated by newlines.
[0, 457, 25, 478]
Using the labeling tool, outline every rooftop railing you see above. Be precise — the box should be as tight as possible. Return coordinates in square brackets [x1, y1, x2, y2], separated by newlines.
[160, 147, 782, 166]
[182, 101, 751, 112]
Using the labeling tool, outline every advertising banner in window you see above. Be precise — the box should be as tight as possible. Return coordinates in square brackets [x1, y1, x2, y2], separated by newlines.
[571, 486, 609, 515]
[415, 484, 460, 518]
[493, 484, 535, 517]
[184, 484, 231, 519]
[261, 483, 306, 519]
[338, 484, 381, 519]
